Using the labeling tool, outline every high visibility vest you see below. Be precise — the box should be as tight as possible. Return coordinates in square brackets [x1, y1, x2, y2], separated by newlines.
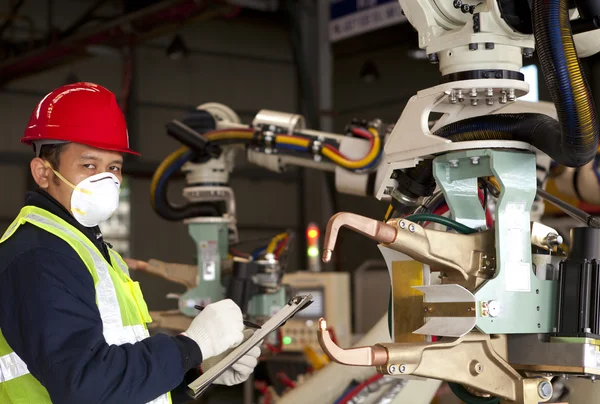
[0, 206, 171, 404]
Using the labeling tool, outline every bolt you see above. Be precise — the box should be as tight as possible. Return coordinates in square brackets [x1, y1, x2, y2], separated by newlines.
[453, 0, 462, 8]
[538, 380, 553, 400]
[471, 98, 479, 106]
[470, 88, 478, 97]
[469, 43, 478, 51]
[485, 42, 495, 49]
[488, 301, 500, 317]
[389, 364, 397, 373]
[523, 48, 534, 58]
[471, 157, 480, 165]
[500, 91, 508, 104]
[456, 89, 464, 102]
[449, 90, 457, 104]
[474, 363, 484, 374]
[400, 221, 406, 229]
[486, 98, 494, 106]
[449, 159, 459, 168]
[424, 307, 431, 313]
[544, 233, 563, 249]
[486, 88, 493, 97]
[399, 364, 407, 373]
[461, 4, 470, 13]
[391, 171, 399, 179]
[508, 88, 516, 101]
[408, 223, 416, 232]
[428, 53, 439, 63]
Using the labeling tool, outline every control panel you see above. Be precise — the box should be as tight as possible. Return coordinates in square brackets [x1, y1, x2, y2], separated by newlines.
[279, 271, 351, 353]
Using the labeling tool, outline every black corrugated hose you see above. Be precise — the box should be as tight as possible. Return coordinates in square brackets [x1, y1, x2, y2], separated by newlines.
[532, 0, 599, 167]
[416, 0, 599, 169]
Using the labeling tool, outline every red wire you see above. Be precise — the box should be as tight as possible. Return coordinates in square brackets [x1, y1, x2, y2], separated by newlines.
[478, 189, 494, 228]
[265, 328, 283, 354]
[432, 204, 449, 216]
[274, 237, 289, 259]
[276, 371, 296, 389]
[338, 374, 383, 404]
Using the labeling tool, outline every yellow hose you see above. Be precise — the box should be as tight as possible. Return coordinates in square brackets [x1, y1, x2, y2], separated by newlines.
[150, 146, 189, 207]
[266, 233, 288, 254]
[560, 1, 596, 134]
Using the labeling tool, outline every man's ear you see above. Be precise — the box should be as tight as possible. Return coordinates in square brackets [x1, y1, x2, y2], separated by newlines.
[30, 158, 51, 189]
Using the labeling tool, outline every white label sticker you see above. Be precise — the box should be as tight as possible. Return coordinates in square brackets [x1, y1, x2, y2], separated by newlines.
[200, 241, 218, 281]
[507, 228, 524, 262]
[505, 262, 532, 292]
[596, 351, 600, 368]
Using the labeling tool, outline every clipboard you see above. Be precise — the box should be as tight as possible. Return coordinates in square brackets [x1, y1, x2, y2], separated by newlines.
[187, 294, 314, 399]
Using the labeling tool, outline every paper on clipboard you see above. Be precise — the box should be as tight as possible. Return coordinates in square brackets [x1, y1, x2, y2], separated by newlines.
[187, 294, 314, 399]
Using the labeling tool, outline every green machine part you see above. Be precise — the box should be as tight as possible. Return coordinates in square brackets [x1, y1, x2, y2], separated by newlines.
[432, 149, 558, 334]
[178, 218, 230, 317]
[248, 288, 288, 320]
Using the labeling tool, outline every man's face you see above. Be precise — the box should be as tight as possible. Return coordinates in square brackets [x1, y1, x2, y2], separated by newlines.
[31, 143, 124, 212]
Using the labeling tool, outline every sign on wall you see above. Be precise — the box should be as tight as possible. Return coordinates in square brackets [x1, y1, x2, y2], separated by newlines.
[329, 0, 407, 42]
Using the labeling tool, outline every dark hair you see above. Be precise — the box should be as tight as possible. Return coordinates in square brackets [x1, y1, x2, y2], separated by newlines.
[36, 143, 70, 170]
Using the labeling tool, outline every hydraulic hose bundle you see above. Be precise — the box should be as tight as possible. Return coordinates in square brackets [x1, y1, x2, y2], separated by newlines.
[532, 0, 599, 167]
[151, 117, 382, 221]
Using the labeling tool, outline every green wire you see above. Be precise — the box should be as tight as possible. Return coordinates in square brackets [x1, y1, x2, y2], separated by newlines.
[405, 213, 477, 234]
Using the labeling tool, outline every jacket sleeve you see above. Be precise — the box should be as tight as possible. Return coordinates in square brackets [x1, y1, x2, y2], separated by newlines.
[0, 247, 202, 404]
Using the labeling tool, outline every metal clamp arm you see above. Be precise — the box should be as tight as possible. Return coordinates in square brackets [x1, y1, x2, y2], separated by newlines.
[318, 318, 388, 366]
[322, 213, 495, 288]
[385, 218, 496, 285]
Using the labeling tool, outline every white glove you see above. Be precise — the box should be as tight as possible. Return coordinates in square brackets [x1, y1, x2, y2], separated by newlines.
[201, 330, 262, 386]
[182, 299, 244, 360]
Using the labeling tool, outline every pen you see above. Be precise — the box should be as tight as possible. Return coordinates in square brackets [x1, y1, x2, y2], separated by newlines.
[194, 305, 262, 329]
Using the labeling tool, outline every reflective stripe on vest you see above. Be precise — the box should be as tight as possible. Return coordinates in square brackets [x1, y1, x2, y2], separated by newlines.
[0, 353, 28, 383]
[0, 207, 170, 404]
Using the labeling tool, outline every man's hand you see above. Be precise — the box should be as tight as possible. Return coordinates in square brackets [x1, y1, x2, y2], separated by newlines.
[182, 299, 244, 360]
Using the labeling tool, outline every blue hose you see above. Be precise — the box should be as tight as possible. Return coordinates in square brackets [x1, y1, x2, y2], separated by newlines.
[154, 150, 194, 213]
[548, 0, 577, 135]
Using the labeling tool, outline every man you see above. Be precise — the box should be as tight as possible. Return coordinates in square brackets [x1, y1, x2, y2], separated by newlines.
[0, 82, 260, 404]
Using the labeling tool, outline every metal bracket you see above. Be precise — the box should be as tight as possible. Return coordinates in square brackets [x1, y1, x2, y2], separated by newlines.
[433, 149, 558, 334]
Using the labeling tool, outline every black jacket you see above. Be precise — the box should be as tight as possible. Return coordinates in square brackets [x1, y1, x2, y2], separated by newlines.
[0, 190, 202, 404]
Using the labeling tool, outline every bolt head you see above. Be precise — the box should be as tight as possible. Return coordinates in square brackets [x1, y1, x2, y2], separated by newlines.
[449, 160, 459, 168]
[408, 223, 416, 232]
[488, 300, 500, 317]
[389, 364, 397, 373]
[399, 364, 406, 373]
[538, 380, 553, 400]
[470, 98, 478, 106]
[475, 363, 484, 373]
[486, 98, 494, 106]
[471, 157, 480, 165]
[400, 221, 406, 229]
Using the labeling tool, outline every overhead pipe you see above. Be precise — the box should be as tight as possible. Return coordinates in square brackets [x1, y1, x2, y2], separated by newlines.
[0, 0, 226, 85]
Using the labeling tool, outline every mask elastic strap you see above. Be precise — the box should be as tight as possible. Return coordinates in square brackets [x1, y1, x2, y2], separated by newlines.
[42, 161, 92, 196]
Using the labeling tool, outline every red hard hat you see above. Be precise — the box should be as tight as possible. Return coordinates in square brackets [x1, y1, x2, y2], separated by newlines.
[22, 82, 140, 155]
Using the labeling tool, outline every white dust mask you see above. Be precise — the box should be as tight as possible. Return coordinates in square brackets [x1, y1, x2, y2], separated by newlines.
[45, 162, 121, 227]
